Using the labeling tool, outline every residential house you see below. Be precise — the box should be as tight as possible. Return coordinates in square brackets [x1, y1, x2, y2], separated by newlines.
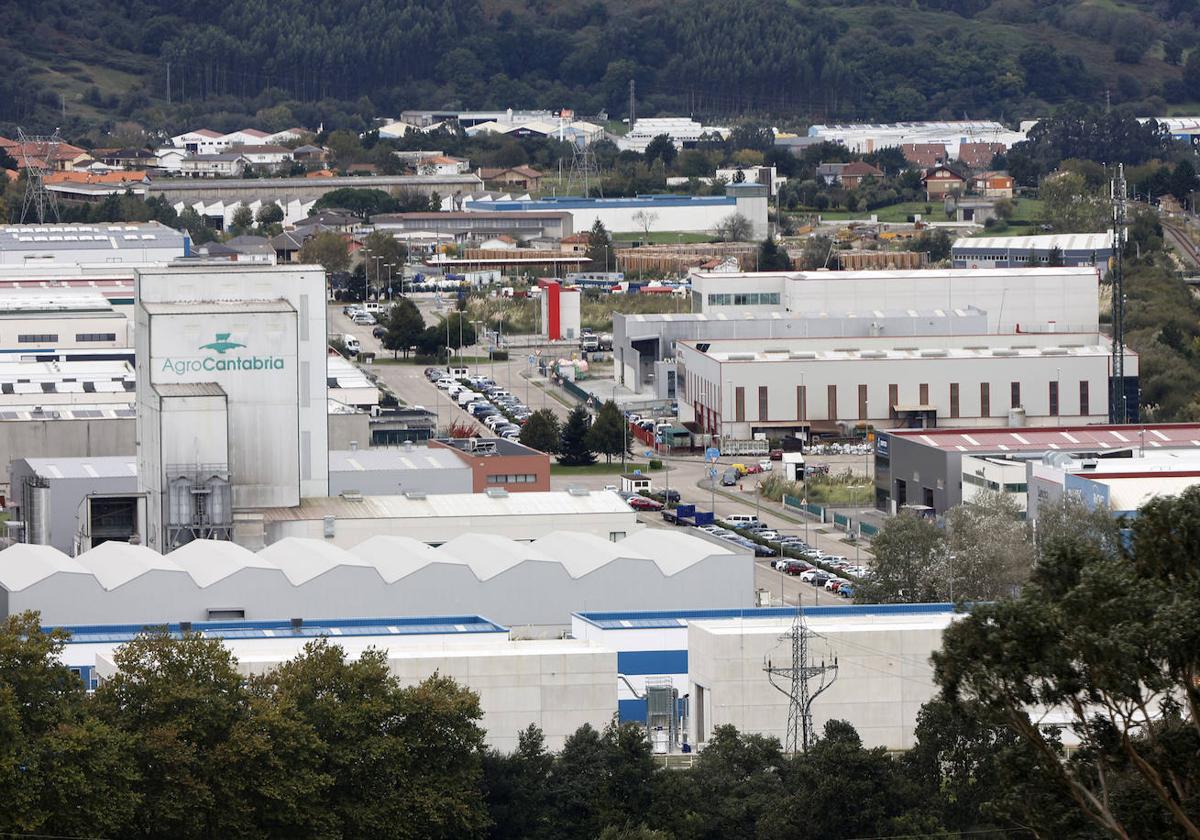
[560, 232, 590, 254]
[0, 136, 89, 172]
[271, 229, 309, 263]
[901, 143, 948, 168]
[922, 164, 967, 200]
[296, 210, 359, 232]
[154, 147, 188, 172]
[221, 128, 273, 147]
[222, 234, 278, 263]
[178, 153, 249, 178]
[815, 162, 848, 185]
[945, 196, 998, 224]
[416, 155, 470, 175]
[43, 171, 151, 203]
[957, 142, 1006, 170]
[232, 144, 295, 171]
[478, 165, 544, 192]
[839, 161, 885, 189]
[92, 147, 158, 170]
[973, 171, 1014, 199]
[292, 145, 329, 163]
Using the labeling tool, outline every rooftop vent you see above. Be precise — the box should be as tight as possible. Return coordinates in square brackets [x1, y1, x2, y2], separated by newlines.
[1040, 347, 1068, 355]
[727, 353, 757, 361]
[568, 487, 591, 496]
[992, 348, 1018, 357]
[486, 487, 509, 498]
[919, 349, 948, 358]
[339, 491, 363, 502]
[404, 491, 427, 500]
[788, 351, 818, 360]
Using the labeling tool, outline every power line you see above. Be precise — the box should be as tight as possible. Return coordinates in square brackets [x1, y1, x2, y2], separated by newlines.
[16, 126, 62, 224]
[763, 604, 838, 753]
[1110, 164, 1128, 423]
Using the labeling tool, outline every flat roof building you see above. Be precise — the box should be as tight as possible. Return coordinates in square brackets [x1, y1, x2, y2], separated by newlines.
[7, 456, 141, 553]
[372, 211, 573, 241]
[464, 184, 769, 239]
[952, 233, 1114, 269]
[875, 423, 1200, 514]
[257, 488, 637, 547]
[0, 222, 188, 266]
[51, 614, 613, 751]
[0, 289, 129, 352]
[687, 267, 1100, 335]
[677, 332, 1135, 440]
[328, 444, 472, 496]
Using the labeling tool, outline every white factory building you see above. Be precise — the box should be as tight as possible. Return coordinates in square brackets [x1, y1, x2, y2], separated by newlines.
[134, 264, 330, 551]
[616, 118, 730, 153]
[53, 615, 614, 752]
[687, 267, 1100, 335]
[0, 359, 135, 407]
[0, 529, 753, 630]
[805, 120, 1026, 155]
[0, 289, 130, 352]
[464, 184, 769, 238]
[256, 488, 642, 548]
[676, 332, 1133, 438]
[0, 222, 189, 266]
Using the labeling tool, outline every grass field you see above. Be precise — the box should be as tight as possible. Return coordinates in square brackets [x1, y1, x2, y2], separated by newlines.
[550, 461, 661, 475]
[463, 292, 688, 334]
[612, 231, 715, 244]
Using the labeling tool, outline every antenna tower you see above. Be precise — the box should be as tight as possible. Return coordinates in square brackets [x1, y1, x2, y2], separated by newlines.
[764, 605, 838, 753]
[566, 142, 602, 198]
[1110, 163, 1128, 423]
[17, 127, 63, 224]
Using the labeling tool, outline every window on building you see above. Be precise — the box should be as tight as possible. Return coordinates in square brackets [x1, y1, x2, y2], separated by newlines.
[75, 333, 117, 342]
[1079, 380, 1089, 417]
[18, 334, 57, 343]
[888, 384, 898, 419]
[827, 384, 837, 420]
[797, 385, 807, 420]
[919, 383, 929, 405]
[950, 382, 960, 419]
[735, 387, 745, 422]
[1049, 380, 1059, 416]
[980, 382, 990, 417]
[1011, 381, 1021, 408]
[486, 474, 538, 484]
[758, 386, 768, 421]
[858, 384, 867, 420]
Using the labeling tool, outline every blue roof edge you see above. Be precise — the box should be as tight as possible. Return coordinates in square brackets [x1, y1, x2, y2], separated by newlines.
[54, 614, 509, 643]
[573, 602, 963, 628]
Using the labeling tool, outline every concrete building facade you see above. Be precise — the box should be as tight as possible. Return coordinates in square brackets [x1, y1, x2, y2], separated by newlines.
[952, 233, 1114, 269]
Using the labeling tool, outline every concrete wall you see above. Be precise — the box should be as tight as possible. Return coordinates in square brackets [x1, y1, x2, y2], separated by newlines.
[0, 419, 134, 499]
[149, 174, 483, 206]
[875, 433, 959, 513]
[688, 613, 959, 751]
[329, 463, 471, 496]
[0, 312, 129, 350]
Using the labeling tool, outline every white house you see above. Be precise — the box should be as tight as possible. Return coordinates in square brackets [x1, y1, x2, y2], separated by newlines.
[178, 153, 248, 178]
[232, 145, 295, 171]
[415, 155, 470, 175]
[170, 130, 225, 156]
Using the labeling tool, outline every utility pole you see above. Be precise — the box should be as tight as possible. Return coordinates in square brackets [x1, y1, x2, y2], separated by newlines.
[17, 128, 62, 224]
[1110, 163, 1128, 424]
[166, 62, 172, 105]
[629, 79, 636, 126]
[764, 605, 838, 753]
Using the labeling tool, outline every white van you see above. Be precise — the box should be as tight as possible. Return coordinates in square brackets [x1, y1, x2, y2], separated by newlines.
[343, 334, 360, 354]
[724, 514, 761, 527]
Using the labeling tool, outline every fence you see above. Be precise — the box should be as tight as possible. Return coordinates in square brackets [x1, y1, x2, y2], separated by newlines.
[783, 493, 878, 540]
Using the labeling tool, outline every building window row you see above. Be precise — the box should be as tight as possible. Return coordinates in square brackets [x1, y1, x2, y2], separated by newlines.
[486, 473, 538, 484]
[18, 334, 57, 343]
[705, 292, 781, 306]
[76, 333, 117, 342]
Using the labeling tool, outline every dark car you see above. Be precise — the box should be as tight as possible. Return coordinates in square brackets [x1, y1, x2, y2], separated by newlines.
[372, 326, 386, 339]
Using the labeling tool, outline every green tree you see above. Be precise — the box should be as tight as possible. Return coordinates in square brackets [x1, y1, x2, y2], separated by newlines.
[558, 405, 596, 466]
[756, 234, 792, 271]
[1041, 171, 1111, 233]
[1046, 245, 1064, 266]
[518, 408, 561, 454]
[383, 298, 424, 358]
[482, 724, 555, 840]
[92, 629, 246, 839]
[255, 203, 284, 227]
[935, 486, 1200, 839]
[313, 187, 396, 218]
[299, 231, 350, 275]
[644, 134, 677, 168]
[913, 228, 953, 262]
[944, 490, 1034, 601]
[586, 399, 628, 464]
[857, 511, 947, 603]
[586, 219, 614, 272]
[360, 229, 408, 294]
[230, 202, 254, 235]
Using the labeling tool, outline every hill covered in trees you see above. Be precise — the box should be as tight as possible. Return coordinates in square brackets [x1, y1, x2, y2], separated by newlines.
[5, 0, 1200, 137]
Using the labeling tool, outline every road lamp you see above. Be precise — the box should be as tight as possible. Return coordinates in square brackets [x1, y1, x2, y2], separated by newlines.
[360, 248, 372, 302]
[386, 263, 396, 301]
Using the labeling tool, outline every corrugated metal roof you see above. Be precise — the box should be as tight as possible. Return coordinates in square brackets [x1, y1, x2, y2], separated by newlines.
[22, 456, 136, 480]
[575, 602, 959, 630]
[154, 383, 226, 398]
[889, 424, 1200, 453]
[329, 447, 464, 473]
[141, 300, 295, 314]
[259, 490, 635, 522]
[954, 233, 1114, 252]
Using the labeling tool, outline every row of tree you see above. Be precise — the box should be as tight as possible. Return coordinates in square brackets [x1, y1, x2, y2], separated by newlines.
[519, 404, 628, 466]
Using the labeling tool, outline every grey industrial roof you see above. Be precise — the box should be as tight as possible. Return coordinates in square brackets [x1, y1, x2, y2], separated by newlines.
[141, 300, 296, 314]
[154, 383, 227, 398]
[0, 223, 184, 252]
[953, 233, 1114, 252]
[329, 447, 465, 473]
[258, 490, 633, 522]
[21, 456, 137, 480]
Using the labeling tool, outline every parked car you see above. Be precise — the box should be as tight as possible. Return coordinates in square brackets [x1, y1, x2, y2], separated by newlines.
[435, 378, 455, 390]
[769, 449, 784, 460]
[372, 326, 386, 339]
[783, 560, 811, 576]
[628, 496, 664, 511]
[837, 584, 855, 599]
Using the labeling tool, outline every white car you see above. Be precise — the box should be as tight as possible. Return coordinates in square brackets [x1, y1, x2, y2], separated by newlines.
[799, 570, 821, 583]
[435, 378, 455, 390]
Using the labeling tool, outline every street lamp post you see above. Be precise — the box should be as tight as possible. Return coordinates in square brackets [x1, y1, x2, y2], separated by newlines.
[386, 263, 396, 301]
[360, 248, 371, 302]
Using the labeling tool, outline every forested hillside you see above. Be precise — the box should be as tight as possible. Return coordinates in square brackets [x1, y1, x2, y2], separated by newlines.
[4, 0, 1200, 135]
